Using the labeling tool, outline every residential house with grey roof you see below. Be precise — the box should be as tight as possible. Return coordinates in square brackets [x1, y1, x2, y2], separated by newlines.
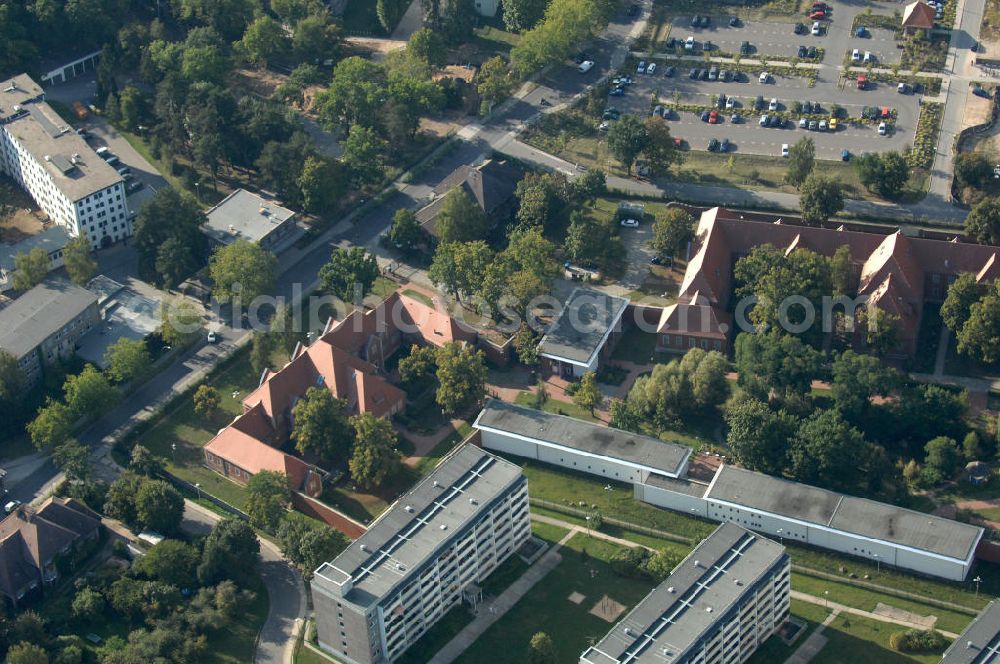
[581, 523, 790, 664]
[202, 189, 299, 252]
[0, 497, 102, 608]
[311, 445, 530, 664]
[0, 279, 99, 385]
[539, 287, 629, 378]
[415, 159, 522, 241]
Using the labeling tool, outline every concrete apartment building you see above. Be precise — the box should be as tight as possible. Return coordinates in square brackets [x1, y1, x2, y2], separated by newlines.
[941, 599, 1000, 663]
[581, 523, 790, 664]
[0, 279, 99, 386]
[0, 74, 131, 248]
[311, 446, 531, 664]
[474, 400, 984, 581]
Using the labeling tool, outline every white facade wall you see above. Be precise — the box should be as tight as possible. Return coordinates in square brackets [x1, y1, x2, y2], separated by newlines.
[634, 481, 708, 517]
[0, 124, 131, 246]
[480, 429, 648, 483]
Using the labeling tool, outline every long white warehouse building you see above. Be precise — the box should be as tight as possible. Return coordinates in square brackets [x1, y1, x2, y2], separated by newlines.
[474, 400, 985, 582]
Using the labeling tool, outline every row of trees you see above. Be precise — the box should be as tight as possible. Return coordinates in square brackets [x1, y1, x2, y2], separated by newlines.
[510, 0, 615, 76]
[398, 342, 489, 416]
[942, 272, 1000, 364]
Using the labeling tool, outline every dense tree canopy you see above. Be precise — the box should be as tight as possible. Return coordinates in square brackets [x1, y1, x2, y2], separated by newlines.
[245, 470, 290, 533]
[627, 348, 729, 427]
[319, 247, 380, 302]
[291, 387, 354, 463]
[965, 196, 1000, 246]
[649, 208, 695, 259]
[724, 397, 799, 475]
[135, 188, 206, 287]
[209, 240, 278, 304]
[733, 331, 821, 403]
[435, 188, 489, 244]
[435, 342, 487, 415]
[348, 412, 400, 488]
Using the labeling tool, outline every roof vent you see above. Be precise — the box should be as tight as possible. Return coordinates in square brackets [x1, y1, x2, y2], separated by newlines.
[693, 560, 701, 568]
[433, 481, 441, 488]
[624, 628, 632, 636]
[360, 544, 368, 552]
[662, 649, 672, 657]
[968, 641, 974, 649]
[44, 155, 51, 161]
[259, 207, 270, 217]
[12, 104, 20, 112]
[439, 524, 448, 531]
[395, 563, 405, 571]
[4, 82, 17, 92]
[734, 579, 742, 586]
[404, 505, 414, 513]
[667, 586, 675, 594]
[706, 607, 713, 613]
[469, 498, 478, 505]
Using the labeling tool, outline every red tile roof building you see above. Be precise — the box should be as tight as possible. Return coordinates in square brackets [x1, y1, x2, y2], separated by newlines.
[902, 1, 936, 32]
[657, 207, 1000, 357]
[203, 292, 478, 494]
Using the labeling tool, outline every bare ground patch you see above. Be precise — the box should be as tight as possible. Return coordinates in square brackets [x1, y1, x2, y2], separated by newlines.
[589, 594, 627, 622]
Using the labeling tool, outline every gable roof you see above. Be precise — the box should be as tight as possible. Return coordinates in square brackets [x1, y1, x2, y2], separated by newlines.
[416, 159, 522, 237]
[657, 302, 730, 340]
[902, 0, 935, 28]
[203, 411, 314, 490]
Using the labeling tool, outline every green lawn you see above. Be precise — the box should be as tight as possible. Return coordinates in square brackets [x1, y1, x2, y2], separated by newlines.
[454, 534, 656, 664]
[977, 506, 1000, 521]
[514, 391, 601, 422]
[611, 326, 660, 364]
[371, 276, 400, 300]
[396, 605, 476, 664]
[791, 572, 974, 635]
[749, 599, 832, 663]
[411, 421, 474, 475]
[401, 288, 434, 306]
[471, 17, 521, 58]
[532, 519, 572, 544]
[532, 506, 694, 558]
[813, 613, 949, 664]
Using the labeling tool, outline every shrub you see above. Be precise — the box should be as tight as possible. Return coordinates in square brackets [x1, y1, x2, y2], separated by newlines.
[610, 546, 652, 579]
[889, 629, 948, 653]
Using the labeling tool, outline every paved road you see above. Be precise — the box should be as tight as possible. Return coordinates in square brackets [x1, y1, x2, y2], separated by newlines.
[182, 501, 306, 664]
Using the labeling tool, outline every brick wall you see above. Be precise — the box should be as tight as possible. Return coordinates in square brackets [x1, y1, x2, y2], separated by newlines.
[292, 492, 366, 539]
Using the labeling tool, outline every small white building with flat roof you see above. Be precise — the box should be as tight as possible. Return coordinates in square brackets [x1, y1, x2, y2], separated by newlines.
[202, 189, 298, 252]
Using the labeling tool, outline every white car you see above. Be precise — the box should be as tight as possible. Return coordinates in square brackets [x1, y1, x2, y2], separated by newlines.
[878, 121, 888, 135]
[852, 48, 861, 62]
[759, 71, 769, 83]
[769, 98, 778, 111]
[781, 143, 790, 157]
[4, 500, 21, 514]
[207, 330, 219, 343]
[598, 120, 610, 131]
[578, 60, 595, 73]
[646, 62, 657, 74]
[620, 218, 640, 228]
[637, 60, 647, 74]
[798, 117, 808, 128]
[811, 21, 821, 35]
[726, 96, 736, 109]
[863, 51, 874, 63]
[685, 36, 695, 50]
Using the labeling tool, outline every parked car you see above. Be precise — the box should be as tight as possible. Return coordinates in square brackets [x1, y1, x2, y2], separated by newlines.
[685, 36, 696, 50]
[652, 105, 663, 116]
[798, 117, 808, 128]
[721, 69, 732, 82]
[828, 117, 838, 130]
[803, 101, 813, 113]
[709, 66, 719, 81]
[664, 65, 676, 77]
[620, 218, 640, 228]
[709, 110, 720, 124]
[811, 21, 821, 35]
[878, 121, 888, 135]
[637, 60, 646, 74]
[818, 119, 827, 130]
[689, 67, 699, 79]
[578, 60, 595, 73]
[794, 22, 806, 34]
[726, 95, 736, 109]
[691, 14, 701, 26]
[856, 74, 867, 90]
[4, 500, 22, 514]
[665, 37, 677, 49]
[768, 98, 778, 111]
[602, 108, 620, 120]
[897, 82, 910, 94]
[855, 26, 868, 37]
[807, 46, 817, 58]
[701, 110, 711, 122]
[754, 94, 764, 110]
[207, 330, 219, 343]
[841, 149, 851, 161]
[720, 138, 730, 152]
[127, 180, 144, 193]
[716, 93, 726, 108]
[863, 51, 874, 63]
[973, 86, 993, 99]
[609, 86, 625, 96]
[646, 62, 657, 75]
[730, 16, 740, 26]
[798, 45, 808, 57]
[707, 138, 720, 151]
[732, 113, 743, 123]
[759, 114, 770, 126]
[759, 72, 770, 83]
[699, 69, 710, 80]
[808, 120, 818, 130]
[741, 40, 752, 55]
[781, 143, 790, 157]
[852, 48, 861, 62]
[809, 10, 826, 19]
[598, 121, 610, 131]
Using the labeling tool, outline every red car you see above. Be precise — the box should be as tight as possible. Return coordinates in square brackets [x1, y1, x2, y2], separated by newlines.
[856, 74, 867, 90]
[708, 110, 719, 124]
[809, 10, 826, 19]
[812, 1, 828, 9]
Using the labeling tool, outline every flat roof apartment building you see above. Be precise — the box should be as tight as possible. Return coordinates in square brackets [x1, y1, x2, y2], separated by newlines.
[0, 74, 131, 248]
[311, 446, 531, 664]
[581, 523, 790, 664]
[940, 599, 1000, 663]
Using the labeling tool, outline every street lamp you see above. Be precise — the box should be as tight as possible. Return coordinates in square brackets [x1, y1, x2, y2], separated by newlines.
[195, 483, 201, 500]
[194, 181, 201, 201]
[974, 575, 982, 598]
[873, 554, 880, 573]
[776, 528, 783, 545]
[171, 442, 176, 462]
[824, 590, 829, 608]
[585, 516, 591, 537]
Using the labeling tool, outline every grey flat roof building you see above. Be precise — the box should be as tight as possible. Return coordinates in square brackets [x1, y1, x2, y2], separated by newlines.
[0, 280, 98, 360]
[474, 398, 691, 477]
[941, 600, 1000, 663]
[313, 445, 525, 608]
[202, 189, 296, 246]
[706, 465, 983, 562]
[581, 523, 788, 664]
[538, 287, 628, 367]
[0, 226, 71, 275]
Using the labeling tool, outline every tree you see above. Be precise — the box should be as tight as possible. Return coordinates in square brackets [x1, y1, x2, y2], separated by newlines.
[318, 247, 379, 302]
[799, 173, 844, 224]
[209, 240, 278, 305]
[103, 337, 152, 384]
[941, 273, 981, 333]
[645, 549, 683, 582]
[6, 643, 48, 664]
[398, 344, 438, 385]
[63, 236, 97, 286]
[609, 398, 642, 432]
[428, 241, 494, 301]
[117, 86, 146, 131]
[528, 632, 556, 664]
[434, 188, 488, 244]
[0, 349, 24, 411]
[315, 57, 388, 129]
[250, 332, 274, 377]
[830, 245, 854, 296]
[963, 431, 986, 461]
[512, 325, 540, 366]
[159, 298, 203, 347]
[830, 350, 898, 421]
[476, 56, 514, 113]
[134, 187, 205, 286]
[607, 115, 649, 174]
[649, 208, 695, 259]
[725, 397, 798, 474]
[63, 364, 119, 417]
[53, 439, 91, 483]
[924, 436, 961, 481]
[435, 342, 487, 415]
[246, 470, 290, 533]
[389, 209, 423, 253]
[956, 281, 1000, 362]
[12, 247, 49, 291]
[135, 479, 184, 534]
[642, 116, 682, 174]
[571, 168, 606, 204]
[134, 539, 200, 588]
[408, 28, 447, 66]
[198, 517, 260, 586]
[129, 444, 164, 477]
[785, 136, 815, 188]
[342, 124, 387, 184]
[299, 156, 346, 214]
[733, 331, 821, 403]
[858, 306, 900, 354]
[965, 196, 1000, 245]
[572, 371, 603, 414]
[789, 409, 866, 489]
[272, 0, 323, 23]
[955, 151, 992, 188]
[277, 515, 349, 578]
[104, 472, 144, 526]
[855, 151, 908, 199]
[348, 412, 400, 488]
[291, 387, 354, 462]
[239, 16, 286, 67]
[71, 587, 106, 622]
[193, 385, 221, 420]
[28, 400, 74, 450]
[502, 0, 547, 31]
[627, 349, 730, 426]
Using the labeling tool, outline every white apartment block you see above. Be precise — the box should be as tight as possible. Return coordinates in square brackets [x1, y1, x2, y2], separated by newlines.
[311, 445, 531, 664]
[581, 523, 790, 664]
[0, 74, 131, 249]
